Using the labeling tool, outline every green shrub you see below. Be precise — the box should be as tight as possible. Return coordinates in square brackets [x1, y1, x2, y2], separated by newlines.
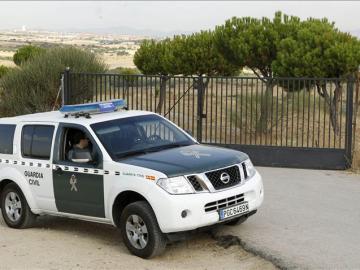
[0, 65, 15, 79]
[13, 45, 45, 66]
[0, 47, 107, 117]
[111, 67, 140, 76]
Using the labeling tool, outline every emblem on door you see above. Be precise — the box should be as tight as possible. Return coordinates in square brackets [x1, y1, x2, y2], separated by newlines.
[69, 174, 78, 192]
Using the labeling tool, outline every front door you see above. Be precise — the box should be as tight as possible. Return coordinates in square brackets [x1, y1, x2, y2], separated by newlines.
[52, 123, 105, 218]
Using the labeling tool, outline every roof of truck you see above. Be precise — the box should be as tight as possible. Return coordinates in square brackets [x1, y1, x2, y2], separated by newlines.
[0, 109, 155, 125]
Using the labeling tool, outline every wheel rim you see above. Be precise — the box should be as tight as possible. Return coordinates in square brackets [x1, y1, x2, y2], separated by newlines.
[4, 192, 22, 222]
[126, 214, 148, 249]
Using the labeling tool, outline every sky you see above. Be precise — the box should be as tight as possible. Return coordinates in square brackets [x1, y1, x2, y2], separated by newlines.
[0, 1, 359, 36]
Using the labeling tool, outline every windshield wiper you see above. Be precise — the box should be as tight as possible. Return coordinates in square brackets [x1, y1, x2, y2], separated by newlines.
[147, 143, 190, 152]
[116, 149, 149, 159]
[116, 143, 191, 159]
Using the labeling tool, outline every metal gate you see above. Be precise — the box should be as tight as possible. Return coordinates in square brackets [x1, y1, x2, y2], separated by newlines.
[62, 69, 355, 169]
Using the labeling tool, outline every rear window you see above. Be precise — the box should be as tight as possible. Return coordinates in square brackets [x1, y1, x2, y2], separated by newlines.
[0, 124, 16, 154]
[21, 125, 54, 159]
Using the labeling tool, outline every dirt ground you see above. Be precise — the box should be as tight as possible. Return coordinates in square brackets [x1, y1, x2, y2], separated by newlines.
[0, 214, 276, 270]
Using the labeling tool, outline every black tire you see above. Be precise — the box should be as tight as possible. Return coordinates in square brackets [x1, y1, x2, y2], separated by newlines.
[225, 215, 248, 226]
[0, 183, 36, 229]
[120, 201, 167, 258]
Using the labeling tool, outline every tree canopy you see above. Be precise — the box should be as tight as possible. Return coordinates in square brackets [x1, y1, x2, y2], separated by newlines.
[133, 39, 173, 76]
[134, 31, 238, 76]
[272, 18, 360, 78]
[214, 11, 360, 80]
[214, 12, 301, 80]
[169, 31, 238, 76]
[135, 12, 360, 80]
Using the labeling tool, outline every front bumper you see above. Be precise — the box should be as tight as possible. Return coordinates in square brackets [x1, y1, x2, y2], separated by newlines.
[151, 171, 264, 233]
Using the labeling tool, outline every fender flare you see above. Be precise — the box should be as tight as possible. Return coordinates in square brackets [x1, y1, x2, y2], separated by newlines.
[108, 185, 157, 226]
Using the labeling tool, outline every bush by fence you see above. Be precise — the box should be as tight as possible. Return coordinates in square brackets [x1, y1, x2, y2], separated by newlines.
[0, 47, 107, 117]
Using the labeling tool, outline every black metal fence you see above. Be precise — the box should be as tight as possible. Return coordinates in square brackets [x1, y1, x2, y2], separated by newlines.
[62, 69, 355, 169]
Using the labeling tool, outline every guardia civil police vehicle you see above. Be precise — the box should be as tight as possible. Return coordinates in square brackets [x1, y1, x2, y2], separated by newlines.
[0, 99, 263, 258]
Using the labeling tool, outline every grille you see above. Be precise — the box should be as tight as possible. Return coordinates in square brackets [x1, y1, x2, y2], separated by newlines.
[205, 165, 241, 190]
[204, 193, 245, 212]
[187, 175, 203, 191]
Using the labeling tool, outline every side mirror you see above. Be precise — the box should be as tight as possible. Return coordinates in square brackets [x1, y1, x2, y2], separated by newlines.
[71, 158, 91, 163]
[185, 129, 193, 137]
[70, 150, 93, 164]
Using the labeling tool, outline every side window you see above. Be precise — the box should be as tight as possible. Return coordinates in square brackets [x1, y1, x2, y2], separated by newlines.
[21, 125, 54, 159]
[62, 127, 94, 163]
[0, 124, 16, 154]
[22, 126, 33, 157]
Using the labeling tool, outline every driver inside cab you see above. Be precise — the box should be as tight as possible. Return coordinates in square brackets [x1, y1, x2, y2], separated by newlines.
[67, 131, 93, 163]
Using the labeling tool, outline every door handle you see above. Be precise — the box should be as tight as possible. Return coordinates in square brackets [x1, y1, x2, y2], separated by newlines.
[54, 166, 63, 175]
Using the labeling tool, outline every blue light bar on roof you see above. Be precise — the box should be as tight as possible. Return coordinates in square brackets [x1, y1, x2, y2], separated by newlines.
[60, 99, 127, 115]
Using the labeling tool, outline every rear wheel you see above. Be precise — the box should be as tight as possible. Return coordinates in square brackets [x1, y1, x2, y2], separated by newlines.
[120, 201, 167, 258]
[1, 183, 36, 228]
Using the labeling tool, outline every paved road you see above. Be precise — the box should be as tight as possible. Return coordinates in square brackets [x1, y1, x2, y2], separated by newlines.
[221, 167, 360, 269]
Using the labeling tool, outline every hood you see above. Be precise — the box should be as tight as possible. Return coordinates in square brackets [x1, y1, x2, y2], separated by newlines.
[118, 144, 248, 177]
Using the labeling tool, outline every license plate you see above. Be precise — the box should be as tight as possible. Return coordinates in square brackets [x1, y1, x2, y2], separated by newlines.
[219, 202, 249, 220]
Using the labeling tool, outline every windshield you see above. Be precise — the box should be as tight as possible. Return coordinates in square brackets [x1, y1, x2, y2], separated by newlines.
[91, 114, 195, 160]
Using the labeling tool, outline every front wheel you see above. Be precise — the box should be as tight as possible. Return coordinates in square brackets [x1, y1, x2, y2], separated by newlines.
[1, 183, 36, 228]
[120, 201, 167, 258]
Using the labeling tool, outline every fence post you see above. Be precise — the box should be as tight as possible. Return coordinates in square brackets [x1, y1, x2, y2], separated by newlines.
[155, 75, 168, 114]
[196, 76, 204, 143]
[345, 75, 355, 168]
[60, 72, 65, 107]
[353, 73, 360, 162]
[62, 67, 71, 105]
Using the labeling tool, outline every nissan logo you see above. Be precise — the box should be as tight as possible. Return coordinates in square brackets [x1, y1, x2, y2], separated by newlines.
[220, 172, 231, 184]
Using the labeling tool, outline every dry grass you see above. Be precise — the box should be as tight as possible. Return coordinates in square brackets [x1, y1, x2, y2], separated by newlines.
[0, 59, 15, 67]
[102, 53, 136, 69]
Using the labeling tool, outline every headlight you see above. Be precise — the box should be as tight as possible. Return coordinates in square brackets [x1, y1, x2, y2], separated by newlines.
[244, 159, 256, 179]
[157, 176, 194, 195]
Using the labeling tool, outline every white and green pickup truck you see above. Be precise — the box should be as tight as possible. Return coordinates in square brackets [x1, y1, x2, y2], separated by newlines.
[0, 100, 264, 258]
